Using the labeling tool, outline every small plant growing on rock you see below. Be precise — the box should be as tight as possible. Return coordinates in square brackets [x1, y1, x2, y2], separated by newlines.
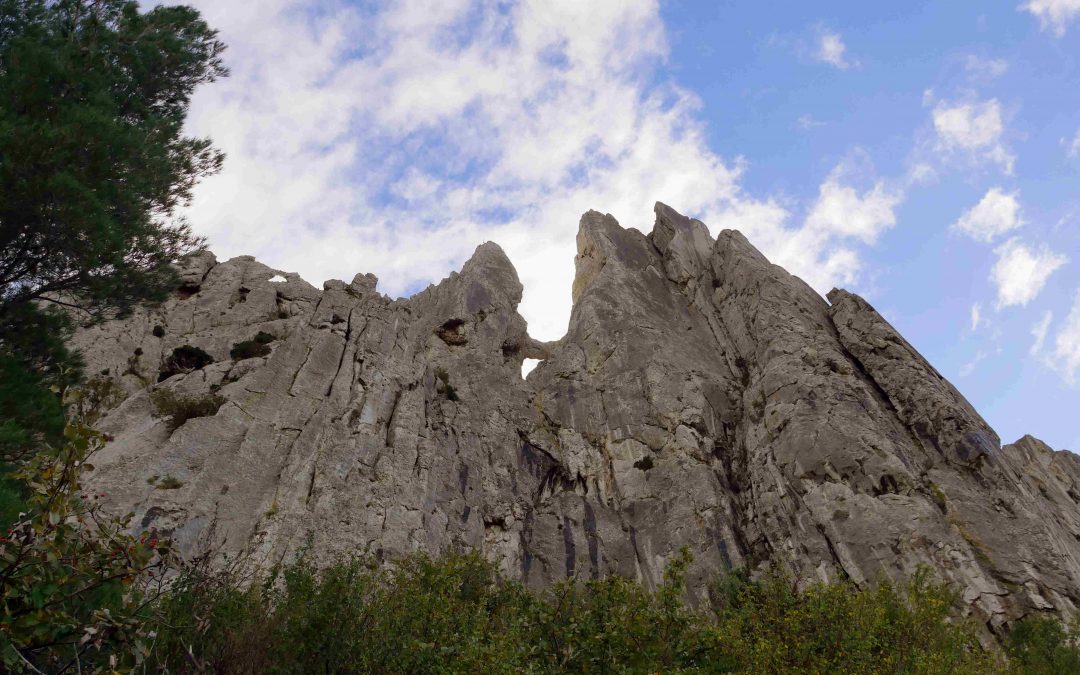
[158, 345, 214, 382]
[71, 375, 126, 424]
[157, 475, 183, 490]
[434, 367, 459, 402]
[150, 389, 225, 430]
[254, 331, 275, 344]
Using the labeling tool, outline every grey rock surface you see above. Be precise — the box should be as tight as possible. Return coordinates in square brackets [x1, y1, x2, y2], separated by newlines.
[71, 203, 1080, 630]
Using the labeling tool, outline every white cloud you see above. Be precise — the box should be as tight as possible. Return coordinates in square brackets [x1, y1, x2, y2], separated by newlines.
[1021, 0, 1080, 36]
[796, 114, 825, 130]
[1031, 310, 1053, 355]
[931, 98, 1014, 173]
[953, 187, 1023, 243]
[991, 238, 1068, 308]
[1051, 292, 1080, 383]
[814, 28, 853, 69]
[173, 0, 897, 340]
[963, 55, 1009, 80]
[714, 160, 903, 292]
[804, 170, 901, 245]
[178, 0, 749, 340]
[970, 302, 984, 331]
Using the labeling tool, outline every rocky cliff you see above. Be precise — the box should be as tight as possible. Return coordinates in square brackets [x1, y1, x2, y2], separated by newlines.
[73, 203, 1080, 631]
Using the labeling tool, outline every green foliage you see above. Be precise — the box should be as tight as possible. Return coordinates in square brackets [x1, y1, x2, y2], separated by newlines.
[229, 339, 271, 361]
[1006, 614, 1080, 674]
[0, 353, 64, 464]
[70, 375, 126, 426]
[157, 344, 213, 381]
[435, 366, 460, 401]
[0, 0, 226, 321]
[254, 331, 275, 345]
[0, 304, 81, 463]
[139, 547, 1030, 674]
[0, 305, 82, 530]
[156, 475, 182, 490]
[150, 388, 225, 430]
[0, 420, 171, 671]
[708, 566, 1000, 673]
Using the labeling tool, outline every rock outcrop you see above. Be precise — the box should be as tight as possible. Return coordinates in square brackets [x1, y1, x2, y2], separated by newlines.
[72, 203, 1080, 631]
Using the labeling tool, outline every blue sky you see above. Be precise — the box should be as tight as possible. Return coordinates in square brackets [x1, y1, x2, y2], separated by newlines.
[173, 0, 1079, 450]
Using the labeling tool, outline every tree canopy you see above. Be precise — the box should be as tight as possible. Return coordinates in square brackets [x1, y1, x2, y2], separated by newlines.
[0, 0, 226, 321]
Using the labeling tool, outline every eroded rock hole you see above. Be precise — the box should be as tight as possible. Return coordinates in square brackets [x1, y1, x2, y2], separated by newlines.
[521, 358, 542, 378]
[176, 282, 200, 299]
[502, 340, 520, 357]
[436, 318, 467, 346]
[157, 345, 214, 382]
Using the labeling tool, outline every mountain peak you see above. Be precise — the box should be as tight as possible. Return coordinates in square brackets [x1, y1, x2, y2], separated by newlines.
[71, 203, 1080, 633]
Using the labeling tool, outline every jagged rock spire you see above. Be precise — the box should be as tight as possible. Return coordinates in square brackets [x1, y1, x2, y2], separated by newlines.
[73, 204, 1080, 631]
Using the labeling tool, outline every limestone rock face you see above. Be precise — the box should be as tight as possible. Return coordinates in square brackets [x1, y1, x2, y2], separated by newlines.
[72, 203, 1080, 630]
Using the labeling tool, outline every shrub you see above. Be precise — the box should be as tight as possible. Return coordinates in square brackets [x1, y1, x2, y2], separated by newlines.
[150, 389, 225, 430]
[71, 376, 126, 425]
[0, 421, 170, 671]
[158, 345, 213, 382]
[1006, 614, 1080, 674]
[229, 339, 271, 360]
[140, 548, 1025, 673]
[254, 331, 275, 344]
[708, 566, 1001, 674]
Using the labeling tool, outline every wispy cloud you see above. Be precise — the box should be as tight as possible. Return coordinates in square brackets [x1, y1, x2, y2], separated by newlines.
[991, 238, 1067, 308]
[813, 28, 854, 69]
[959, 348, 992, 377]
[1031, 310, 1053, 355]
[1065, 129, 1080, 158]
[971, 302, 985, 331]
[1021, 0, 1080, 36]
[796, 114, 825, 130]
[1051, 292, 1080, 383]
[963, 54, 1009, 81]
[953, 187, 1023, 243]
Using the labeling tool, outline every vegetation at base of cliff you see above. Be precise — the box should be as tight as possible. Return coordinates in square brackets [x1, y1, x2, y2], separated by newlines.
[139, 550, 1049, 675]
[1006, 614, 1080, 673]
[4, 428, 1080, 672]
